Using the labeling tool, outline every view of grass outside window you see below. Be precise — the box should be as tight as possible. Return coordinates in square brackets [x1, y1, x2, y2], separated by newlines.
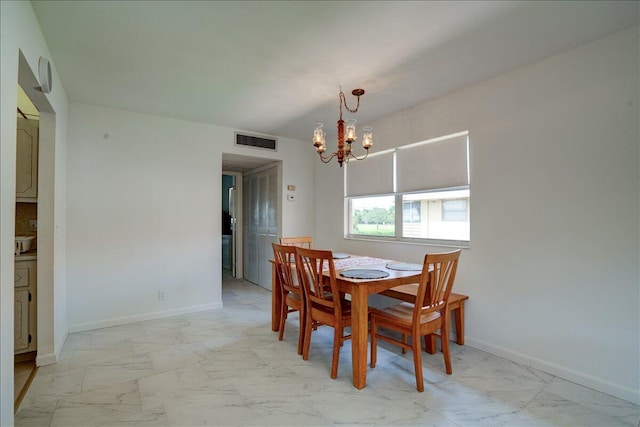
[346, 131, 470, 244]
[349, 196, 395, 236]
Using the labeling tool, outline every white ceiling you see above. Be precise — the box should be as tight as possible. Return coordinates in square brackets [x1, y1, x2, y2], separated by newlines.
[32, 1, 638, 145]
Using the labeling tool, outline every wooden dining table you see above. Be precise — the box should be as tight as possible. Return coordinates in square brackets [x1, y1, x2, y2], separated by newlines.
[271, 254, 424, 389]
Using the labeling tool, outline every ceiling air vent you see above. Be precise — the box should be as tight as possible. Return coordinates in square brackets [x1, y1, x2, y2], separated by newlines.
[235, 133, 277, 151]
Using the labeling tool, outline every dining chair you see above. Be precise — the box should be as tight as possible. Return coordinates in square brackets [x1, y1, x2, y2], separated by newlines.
[272, 243, 305, 355]
[370, 249, 461, 392]
[381, 286, 469, 351]
[279, 236, 312, 248]
[294, 247, 353, 379]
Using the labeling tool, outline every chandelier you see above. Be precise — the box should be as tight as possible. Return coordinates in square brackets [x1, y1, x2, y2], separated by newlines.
[312, 88, 373, 167]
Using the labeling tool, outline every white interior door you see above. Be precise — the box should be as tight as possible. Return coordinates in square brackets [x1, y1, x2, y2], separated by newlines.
[243, 165, 279, 290]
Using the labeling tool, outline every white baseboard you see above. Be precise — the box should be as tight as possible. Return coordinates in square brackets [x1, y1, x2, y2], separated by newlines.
[35, 332, 68, 367]
[56, 331, 68, 356]
[35, 352, 56, 367]
[67, 303, 223, 334]
[466, 337, 640, 405]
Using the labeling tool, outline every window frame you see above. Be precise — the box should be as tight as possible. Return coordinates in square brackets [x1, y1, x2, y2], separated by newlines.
[344, 131, 470, 248]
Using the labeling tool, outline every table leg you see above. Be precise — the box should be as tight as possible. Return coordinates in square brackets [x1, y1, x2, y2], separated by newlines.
[351, 285, 368, 389]
[455, 302, 465, 345]
[425, 334, 437, 354]
[424, 272, 437, 354]
[271, 262, 281, 332]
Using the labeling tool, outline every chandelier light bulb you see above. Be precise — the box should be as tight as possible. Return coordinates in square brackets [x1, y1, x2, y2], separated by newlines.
[362, 126, 373, 149]
[345, 119, 357, 143]
[317, 141, 326, 154]
[313, 123, 325, 147]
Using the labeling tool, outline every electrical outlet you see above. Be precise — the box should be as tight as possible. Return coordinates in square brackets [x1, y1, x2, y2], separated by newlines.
[157, 291, 165, 301]
[29, 220, 37, 230]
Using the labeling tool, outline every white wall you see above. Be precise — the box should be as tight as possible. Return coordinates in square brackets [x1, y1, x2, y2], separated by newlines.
[0, 2, 69, 425]
[66, 103, 313, 331]
[315, 27, 639, 403]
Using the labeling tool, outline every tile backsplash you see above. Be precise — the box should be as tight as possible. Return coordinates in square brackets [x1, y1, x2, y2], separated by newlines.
[15, 203, 37, 245]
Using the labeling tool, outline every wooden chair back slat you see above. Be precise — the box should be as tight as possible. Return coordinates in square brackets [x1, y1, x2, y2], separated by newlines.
[279, 236, 312, 248]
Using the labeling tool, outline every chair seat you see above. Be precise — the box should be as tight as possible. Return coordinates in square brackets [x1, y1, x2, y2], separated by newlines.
[311, 298, 352, 321]
[372, 303, 441, 327]
[285, 292, 303, 306]
[326, 294, 351, 308]
[312, 305, 351, 319]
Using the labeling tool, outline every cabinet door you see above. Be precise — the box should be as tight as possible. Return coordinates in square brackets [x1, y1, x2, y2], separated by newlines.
[14, 289, 30, 352]
[16, 118, 39, 198]
[15, 259, 37, 354]
[15, 260, 36, 287]
[14, 263, 31, 288]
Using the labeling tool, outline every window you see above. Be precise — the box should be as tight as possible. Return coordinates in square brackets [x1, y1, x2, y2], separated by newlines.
[349, 196, 395, 237]
[402, 190, 470, 240]
[402, 201, 421, 223]
[346, 131, 470, 244]
[442, 199, 468, 222]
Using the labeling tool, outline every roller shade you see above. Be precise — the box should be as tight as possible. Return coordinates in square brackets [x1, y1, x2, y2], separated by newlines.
[396, 134, 468, 193]
[345, 150, 394, 197]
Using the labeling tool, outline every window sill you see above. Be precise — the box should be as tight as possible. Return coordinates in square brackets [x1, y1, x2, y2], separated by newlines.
[344, 235, 470, 249]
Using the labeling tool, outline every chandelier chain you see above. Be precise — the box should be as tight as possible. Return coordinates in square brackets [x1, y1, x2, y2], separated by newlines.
[339, 89, 361, 119]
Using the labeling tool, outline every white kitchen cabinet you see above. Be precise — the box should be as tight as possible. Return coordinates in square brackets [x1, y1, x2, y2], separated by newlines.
[16, 118, 39, 200]
[14, 259, 37, 354]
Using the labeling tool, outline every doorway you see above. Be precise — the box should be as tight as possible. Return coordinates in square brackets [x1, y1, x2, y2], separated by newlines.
[14, 84, 40, 412]
[222, 174, 236, 277]
[12, 50, 58, 414]
[221, 153, 281, 287]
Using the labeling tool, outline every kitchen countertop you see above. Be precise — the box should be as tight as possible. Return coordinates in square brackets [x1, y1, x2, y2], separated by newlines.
[15, 250, 37, 261]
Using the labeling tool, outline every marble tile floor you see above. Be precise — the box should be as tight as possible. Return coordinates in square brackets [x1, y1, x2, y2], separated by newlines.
[15, 276, 640, 427]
